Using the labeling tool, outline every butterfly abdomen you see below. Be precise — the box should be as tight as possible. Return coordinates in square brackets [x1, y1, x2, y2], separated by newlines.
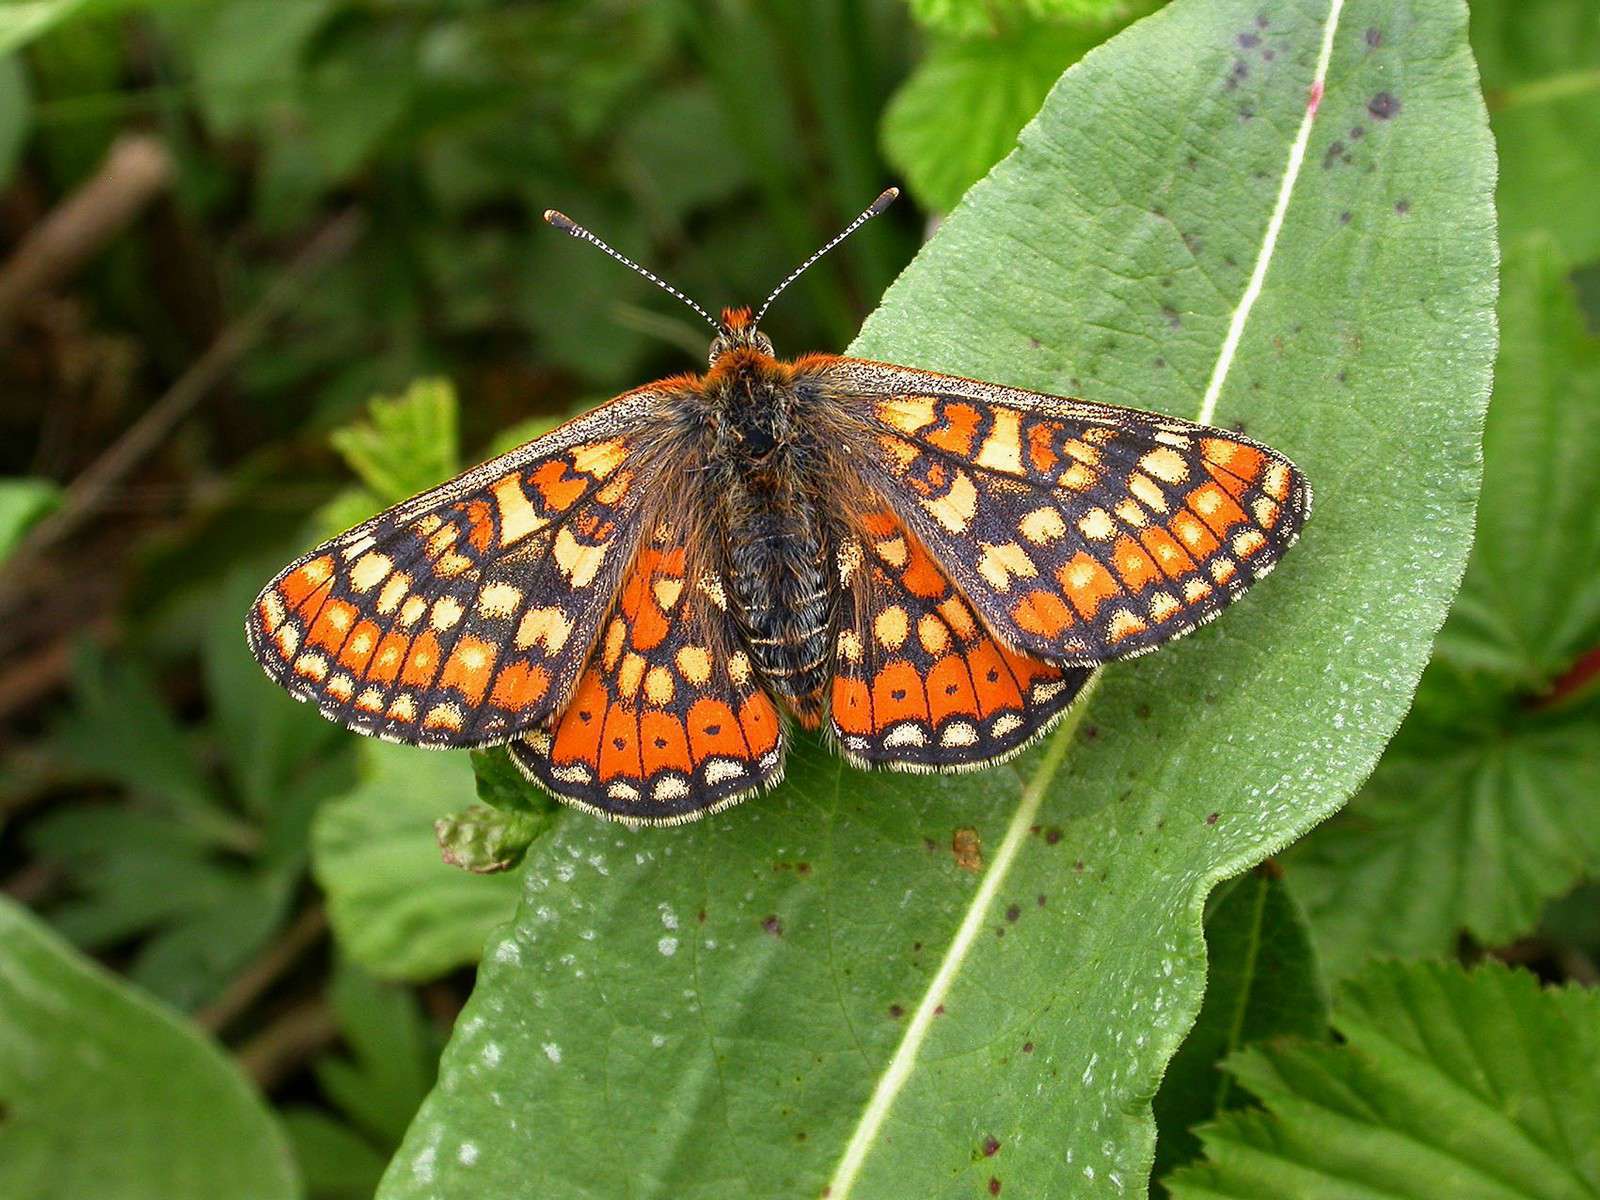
[699, 350, 840, 727]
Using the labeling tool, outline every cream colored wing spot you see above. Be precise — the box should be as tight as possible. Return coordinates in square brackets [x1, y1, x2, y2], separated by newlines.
[491, 474, 549, 546]
[553, 527, 610, 587]
[919, 472, 978, 533]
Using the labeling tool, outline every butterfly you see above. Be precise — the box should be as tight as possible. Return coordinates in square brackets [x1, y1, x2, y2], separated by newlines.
[247, 189, 1310, 826]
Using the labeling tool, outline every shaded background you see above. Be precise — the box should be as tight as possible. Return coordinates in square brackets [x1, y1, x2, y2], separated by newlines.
[0, 1, 1596, 1197]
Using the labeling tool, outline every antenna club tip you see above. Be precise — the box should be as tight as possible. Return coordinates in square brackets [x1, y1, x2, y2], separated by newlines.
[871, 187, 900, 213]
[543, 209, 577, 233]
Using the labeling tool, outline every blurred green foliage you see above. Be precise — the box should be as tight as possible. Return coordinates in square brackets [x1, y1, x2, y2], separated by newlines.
[0, 0, 1596, 1197]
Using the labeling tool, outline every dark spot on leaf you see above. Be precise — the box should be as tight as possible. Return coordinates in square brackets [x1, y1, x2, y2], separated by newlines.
[1005, 903, 1021, 923]
[1238, 103, 1255, 122]
[1022, 1041, 1034, 1053]
[1152, 205, 1165, 218]
[1028, 336, 1041, 349]
[1340, 211, 1352, 225]
[1185, 155, 1198, 170]
[1366, 26, 1381, 48]
[797, 1131, 807, 1142]
[934, 1004, 945, 1015]
[1082, 724, 1099, 740]
[762, 914, 783, 936]
[983, 1135, 1001, 1157]
[1206, 811, 1220, 825]
[1257, 14, 1269, 27]
[697, 907, 707, 922]
[1368, 91, 1400, 119]
[1322, 140, 1347, 169]
[1223, 254, 1237, 268]
[1350, 125, 1365, 139]
[889, 1003, 904, 1019]
[989, 1177, 1002, 1195]
[1337, 369, 1348, 384]
[953, 827, 983, 872]
[1162, 304, 1182, 329]
[1135, 702, 1152, 720]
[1161, 276, 1174, 288]
[1037, 893, 1047, 908]
[1396, 198, 1411, 215]
[995, 926, 1006, 938]
[1073, 859, 1086, 872]
[797, 861, 811, 875]
[1238, 31, 1260, 48]
[1069, 377, 1080, 389]
[1183, 232, 1203, 255]
[1044, 827, 1062, 845]
[1153, 357, 1166, 369]
[913, 941, 922, 951]
[1263, 48, 1275, 61]
[923, 836, 938, 852]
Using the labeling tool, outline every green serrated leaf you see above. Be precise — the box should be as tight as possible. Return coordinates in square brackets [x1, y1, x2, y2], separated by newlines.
[1151, 866, 1328, 1183]
[311, 742, 521, 981]
[379, 1, 1497, 1195]
[1167, 960, 1600, 1199]
[328, 379, 461, 507]
[0, 896, 299, 1199]
[1284, 235, 1600, 976]
[883, 19, 1142, 212]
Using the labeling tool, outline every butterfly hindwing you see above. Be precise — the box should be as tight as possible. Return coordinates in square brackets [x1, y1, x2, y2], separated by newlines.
[246, 387, 671, 747]
[831, 506, 1092, 770]
[817, 359, 1311, 667]
[509, 523, 785, 825]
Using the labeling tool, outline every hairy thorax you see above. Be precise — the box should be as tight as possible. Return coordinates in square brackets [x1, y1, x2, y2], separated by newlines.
[695, 349, 838, 727]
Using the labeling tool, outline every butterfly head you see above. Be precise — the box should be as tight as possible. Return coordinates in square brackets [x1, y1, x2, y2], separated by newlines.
[709, 307, 775, 366]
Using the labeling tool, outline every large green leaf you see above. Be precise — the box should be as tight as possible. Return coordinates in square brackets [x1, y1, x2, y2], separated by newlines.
[1166, 960, 1600, 1198]
[311, 742, 521, 981]
[0, 897, 298, 1200]
[1284, 235, 1600, 976]
[380, 0, 1495, 1195]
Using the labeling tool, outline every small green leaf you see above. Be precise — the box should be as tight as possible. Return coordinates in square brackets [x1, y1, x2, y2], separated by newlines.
[0, 896, 298, 1199]
[435, 805, 547, 875]
[312, 742, 521, 981]
[883, 19, 1144, 212]
[1167, 960, 1600, 1199]
[470, 747, 554, 816]
[908, 0, 1137, 38]
[0, 478, 59, 564]
[328, 379, 461, 507]
[1152, 866, 1329, 1182]
[1285, 236, 1600, 976]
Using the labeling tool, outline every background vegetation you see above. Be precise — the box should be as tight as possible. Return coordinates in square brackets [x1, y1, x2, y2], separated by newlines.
[0, 0, 1595, 1197]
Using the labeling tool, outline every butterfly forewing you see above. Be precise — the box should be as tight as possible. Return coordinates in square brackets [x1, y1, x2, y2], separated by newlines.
[508, 522, 785, 824]
[816, 359, 1311, 667]
[246, 387, 672, 747]
[832, 506, 1092, 770]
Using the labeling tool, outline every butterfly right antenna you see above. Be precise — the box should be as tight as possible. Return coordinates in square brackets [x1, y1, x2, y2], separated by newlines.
[542, 209, 720, 333]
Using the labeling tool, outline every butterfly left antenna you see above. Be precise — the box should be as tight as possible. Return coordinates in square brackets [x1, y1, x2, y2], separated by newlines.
[752, 187, 899, 328]
[543, 209, 720, 332]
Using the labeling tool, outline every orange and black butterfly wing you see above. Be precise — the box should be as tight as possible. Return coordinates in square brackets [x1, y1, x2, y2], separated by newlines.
[246, 387, 674, 746]
[830, 507, 1091, 770]
[508, 524, 785, 825]
[817, 359, 1310, 667]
